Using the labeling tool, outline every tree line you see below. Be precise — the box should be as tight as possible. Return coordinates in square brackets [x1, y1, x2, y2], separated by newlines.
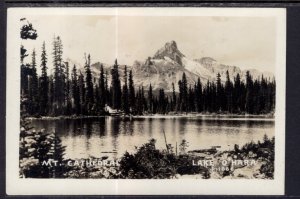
[21, 36, 275, 116]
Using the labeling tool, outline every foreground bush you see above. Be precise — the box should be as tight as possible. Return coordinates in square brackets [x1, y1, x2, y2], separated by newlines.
[119, 139, 208, 179]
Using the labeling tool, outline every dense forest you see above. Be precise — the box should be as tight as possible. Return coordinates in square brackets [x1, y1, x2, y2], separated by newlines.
[20, 21, 276, 117]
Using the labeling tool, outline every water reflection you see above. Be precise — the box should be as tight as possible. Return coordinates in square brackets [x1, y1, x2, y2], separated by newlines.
[30, 116, 275, 159]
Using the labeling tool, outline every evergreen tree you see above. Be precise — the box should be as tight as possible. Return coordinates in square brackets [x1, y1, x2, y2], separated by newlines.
[64, 62, 72, 115]
[225, 70, 233, 113]
[71, 65, 80, 114]
[20, 45, 29, 64]
[259, 75, 267, 113]
[245, 71, 254, 114]
[99, 64, 106, 110]
[20, 19, 38, 116]
[52, 36, 64, 114]
[270, 78, 276, 111]
[84, 54, 94, 113]
[195, 78, 202, 112]
[48, 75, 54, 115]
[128, 70, 135, 113]
[29, 49, 39, 115]
[136, 87, 143, 115]
[253, 79, 260, 114]
[179, 72, 188, 113]
[216, 73, 224, 112]
[158, 89, 166, 114]
[94, 83, 100, 114]
[233, 73, 242, 113]
[105, 70, 110, 107]
[20, 45, 30, 97]
[188, 85, 195, 112]
[142, 87, 148, 112]
[148, 84, 154, 114]
[39, 42, 49, 115]
[20, 20, 38, 40]
[78, 71, 85, 115]
[240, 81, 247, 113]
[211, 81, 217, 112]
[172, 82, 177, 112]
[111, 59, 122, 110]
[121, 66, 129, 114]
[204, 80, 211, 112]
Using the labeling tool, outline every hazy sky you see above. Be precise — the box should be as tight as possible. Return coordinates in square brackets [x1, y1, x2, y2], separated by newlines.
[21, 15, 276, 73]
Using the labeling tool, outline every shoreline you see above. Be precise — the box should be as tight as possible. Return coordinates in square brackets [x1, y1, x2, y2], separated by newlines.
[26, 113, 275, 121]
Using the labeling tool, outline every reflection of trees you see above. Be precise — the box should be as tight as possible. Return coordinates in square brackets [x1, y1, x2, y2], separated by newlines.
[99, 117, 106, 137]
[246, 120, 255, 128]
[148, 118, 153, 137]
[111, 118, 121, 136]
[85, 119, 93, 139]
[110, 118, 121, 151]
[178, 118, 187, 135]
[83, 119, 93, 153]
[71, 120, 78, 136]
[120, 117, 134, 136]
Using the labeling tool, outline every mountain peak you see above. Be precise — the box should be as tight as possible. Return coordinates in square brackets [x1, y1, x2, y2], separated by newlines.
[166, 40, 178, 49]
[153, 40, 185, 65]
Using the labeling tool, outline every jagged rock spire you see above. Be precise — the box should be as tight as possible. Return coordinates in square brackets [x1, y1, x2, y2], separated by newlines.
[153, 40, 185, 65]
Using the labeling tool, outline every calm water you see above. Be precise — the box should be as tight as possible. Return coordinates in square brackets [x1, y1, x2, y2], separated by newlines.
[30, 116, 275, 159]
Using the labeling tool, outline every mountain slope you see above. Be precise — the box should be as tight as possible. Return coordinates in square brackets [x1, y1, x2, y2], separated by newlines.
[70, 40, 274, 92]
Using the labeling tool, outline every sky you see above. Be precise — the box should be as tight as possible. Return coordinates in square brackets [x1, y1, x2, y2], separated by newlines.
[21, 15, 277, 73]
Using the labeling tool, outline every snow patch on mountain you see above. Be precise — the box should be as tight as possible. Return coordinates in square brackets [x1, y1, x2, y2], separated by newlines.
[68, 40, 274, 92]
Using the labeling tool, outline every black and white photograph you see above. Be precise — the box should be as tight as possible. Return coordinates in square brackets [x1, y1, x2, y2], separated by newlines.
[6, 7, 286, 195]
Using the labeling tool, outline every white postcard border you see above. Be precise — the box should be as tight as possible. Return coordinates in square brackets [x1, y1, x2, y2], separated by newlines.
[6, 7, 286, 195]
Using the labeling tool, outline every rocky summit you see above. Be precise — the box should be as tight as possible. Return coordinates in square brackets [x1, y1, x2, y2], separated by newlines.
[73, 41, 274, 92]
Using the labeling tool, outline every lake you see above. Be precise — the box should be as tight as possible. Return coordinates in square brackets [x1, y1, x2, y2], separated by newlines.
[30, 116, 275, 159]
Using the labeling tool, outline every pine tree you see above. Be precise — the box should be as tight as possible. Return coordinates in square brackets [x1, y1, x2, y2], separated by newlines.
[253, 79, 260, 114]
[99, 64, 106, 110]
[233, 73, 242, 113]
[179, 72, 188, 113]
[135, 87, 143, 115]
[64, 62, 72, 115]
[141, 87, 148, 112]
[211, 81, 217, 112]
[94, 83, 100, 114]
[71, 65, 80, 114]
[105, 70, 110, 107]
[20, 45, 29, 64]
[111, 59, 122, 110]
[195, 78, 202, 112]
[225, 70, 233, 113]
[84, 54, 94, 114]
[48, 75, 54, 115]
[20, 20, 38, 40]
[270, 78, 276, 112]
[78, 71, 85, 115]
[259, 75, 267, 113]
[52, 36, 64, 114]
[148, 84, 153, 113]
[172, 82, 177, 112]
[205, 80, 211, 112]
[216, 73, 223, 112]
[121, 66, 129, 114]
[245, 71, 254, 114]
[128, 69, 135, 113]
[29, 49, 39, 115]
[20, 19, 38, 116]
[188, 85, 195, 112]
[21, 45, 30, 97]
[39, 42, 49, 115]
